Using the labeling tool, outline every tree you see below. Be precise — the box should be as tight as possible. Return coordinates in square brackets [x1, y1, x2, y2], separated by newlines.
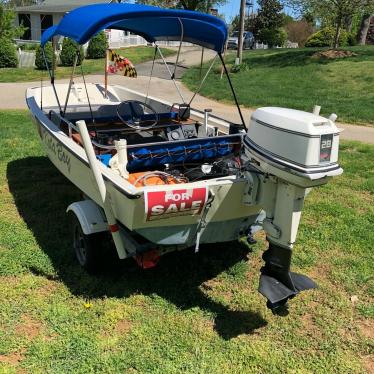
[0, 3, 25, 39]
[230, 14, 256, 32]
[305, 26, 350, 47]
[0, 1, 39, 7]
[367, 16, 374, 43]
[255, 0, 284, 32]
[258, 27, 287, 47]
[283, 0, 374, 48]
[0, 37, 18, 67]
[60, 38, 84, 67]
[35, 42, 53, 70]
[179, 0, 226, 11]
[86, 31, 108, 59]
[136, 0, 226, 12]
[136, 0, 176, 7]
[286, 19, 314, 46]
[252, 0, 286, 46]
[357, 13, 373, 44]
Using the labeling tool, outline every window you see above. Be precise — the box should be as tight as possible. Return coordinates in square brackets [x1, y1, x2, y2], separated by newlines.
[40, 14, 53, 35]
[19, 14, 31, 40]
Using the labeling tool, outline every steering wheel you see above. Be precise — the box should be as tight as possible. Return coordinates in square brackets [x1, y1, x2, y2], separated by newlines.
[116, 100, 159, 131]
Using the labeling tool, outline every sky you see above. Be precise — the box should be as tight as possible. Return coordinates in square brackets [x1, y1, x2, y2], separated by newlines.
[217, 0, 295, 23]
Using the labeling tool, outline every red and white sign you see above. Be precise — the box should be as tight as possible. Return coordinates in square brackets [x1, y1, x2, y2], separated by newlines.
[145, 187, 208, 221]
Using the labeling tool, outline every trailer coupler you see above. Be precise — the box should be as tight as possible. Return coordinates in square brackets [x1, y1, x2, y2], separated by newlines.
[259, 243, 317, 313]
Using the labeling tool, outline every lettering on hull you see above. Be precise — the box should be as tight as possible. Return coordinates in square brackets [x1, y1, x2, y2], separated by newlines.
[40, 125, 71, 173]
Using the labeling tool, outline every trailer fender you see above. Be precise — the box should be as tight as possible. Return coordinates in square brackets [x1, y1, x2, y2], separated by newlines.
[67, 200, 108, 235]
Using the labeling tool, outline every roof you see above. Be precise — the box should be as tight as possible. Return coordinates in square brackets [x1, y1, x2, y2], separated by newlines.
[15, 0, 114, 14]
[41, 3, 228, 52]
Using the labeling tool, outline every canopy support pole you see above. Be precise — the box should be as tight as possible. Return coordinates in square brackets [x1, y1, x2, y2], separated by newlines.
[40, 68, 43, 110]
[63, 52, 79, 116]
[144, 45, 158, 105]
[77, 50, 95, 127]
[42, 46, 62, 114]
[218, 53, 247, 130]
[156, 45, 185, 103]
[199, 47, 204, 80]
[172, 18, 184, 80]
[220, 41, 228, 80]
[104, 48, 109, 98]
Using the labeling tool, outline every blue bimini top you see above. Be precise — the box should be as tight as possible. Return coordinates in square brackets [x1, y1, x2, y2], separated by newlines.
[41, 3, 228, 53]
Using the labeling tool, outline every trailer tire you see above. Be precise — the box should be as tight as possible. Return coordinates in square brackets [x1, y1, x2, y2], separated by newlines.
[71, 215, 105, 273]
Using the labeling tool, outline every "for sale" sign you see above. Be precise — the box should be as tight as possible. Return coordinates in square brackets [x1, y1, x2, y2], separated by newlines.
[145, 187, 208, 221]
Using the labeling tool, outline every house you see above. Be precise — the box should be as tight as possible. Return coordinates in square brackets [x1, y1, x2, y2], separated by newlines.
[14, 0, 120, 42]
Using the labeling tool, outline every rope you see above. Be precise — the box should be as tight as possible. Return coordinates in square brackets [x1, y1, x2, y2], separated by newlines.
[132, 171, 188, 187]
[129, 141, 240, 161]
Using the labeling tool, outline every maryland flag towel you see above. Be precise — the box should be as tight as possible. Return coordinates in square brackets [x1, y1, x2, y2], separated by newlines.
[106, 49, 137, 78]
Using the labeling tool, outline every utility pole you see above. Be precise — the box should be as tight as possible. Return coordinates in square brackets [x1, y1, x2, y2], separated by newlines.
[236, 0, 246, 65]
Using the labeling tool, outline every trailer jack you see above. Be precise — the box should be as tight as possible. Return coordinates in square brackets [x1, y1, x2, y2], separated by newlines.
[259, 243, 317, 313]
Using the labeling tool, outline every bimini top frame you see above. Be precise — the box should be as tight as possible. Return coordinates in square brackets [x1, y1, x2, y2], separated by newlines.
[40, 3, 246, 129]
[41, 3, 228, 53]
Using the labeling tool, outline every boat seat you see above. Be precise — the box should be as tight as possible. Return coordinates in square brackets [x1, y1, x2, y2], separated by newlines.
[97, 134, 243, 171]
[129, 135, 242, 171]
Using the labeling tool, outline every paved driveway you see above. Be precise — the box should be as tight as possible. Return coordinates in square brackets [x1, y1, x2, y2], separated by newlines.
[0, 47, 373, 144]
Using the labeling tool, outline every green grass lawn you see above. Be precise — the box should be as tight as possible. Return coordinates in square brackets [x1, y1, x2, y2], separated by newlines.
[0, 46, 175, 83]
[183, 46, 374, 125]
[0, 110, 373, 373]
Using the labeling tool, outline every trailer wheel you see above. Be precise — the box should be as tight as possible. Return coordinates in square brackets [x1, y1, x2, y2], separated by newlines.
[71, 215, 104, 273]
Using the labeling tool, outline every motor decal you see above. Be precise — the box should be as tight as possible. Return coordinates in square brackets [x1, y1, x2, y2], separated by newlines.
[320, 134, 333, 163]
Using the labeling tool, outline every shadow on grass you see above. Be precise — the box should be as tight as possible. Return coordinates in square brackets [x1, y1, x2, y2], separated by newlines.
[7, 156, 267, 340]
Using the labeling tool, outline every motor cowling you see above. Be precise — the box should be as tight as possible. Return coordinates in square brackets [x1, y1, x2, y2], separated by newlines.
[244, 107, 343, 188]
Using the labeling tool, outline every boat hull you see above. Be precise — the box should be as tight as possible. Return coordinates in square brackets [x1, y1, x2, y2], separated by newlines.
[27, 88, 261, 247]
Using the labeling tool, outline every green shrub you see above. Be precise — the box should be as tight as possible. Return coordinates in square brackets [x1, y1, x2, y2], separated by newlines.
[347, 32, 357, 46]
[258, 28, 287, 48]
[339, 30, 349, 47]
[19, 43, 38, 51]
[35, 42, 54, 70]
[305, 27, 350, 48]
[86, 31, 108, 59]
[60, 37, 84, 66]
[0, 38, 18, 68]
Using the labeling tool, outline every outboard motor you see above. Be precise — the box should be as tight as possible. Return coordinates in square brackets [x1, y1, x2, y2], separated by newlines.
[243, 107, 343, 312]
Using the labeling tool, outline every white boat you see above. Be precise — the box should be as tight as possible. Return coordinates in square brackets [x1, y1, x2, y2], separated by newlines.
[27, 3, 343, 311]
